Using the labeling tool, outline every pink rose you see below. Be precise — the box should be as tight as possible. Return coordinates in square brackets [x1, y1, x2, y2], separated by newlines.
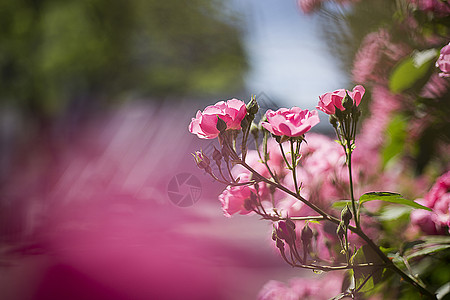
[261, 107, 319, 137]
[189, 99, 246, 139]
[218, 174, 254, 217]
[436, 42, 450, 78]
[317, 85, 365, 115]
[411, 171, 450, 235]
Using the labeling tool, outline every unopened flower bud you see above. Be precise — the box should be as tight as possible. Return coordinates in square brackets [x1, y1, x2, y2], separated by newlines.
[329, 115, 338, 129]
[246, 97, 259, 115]
[192, 150, 210, 170]
[301, 223, 313, 245]
[352, 105, 361, 122]
[243, 198, 254, 211]
[342, 92, 353, 112]
[216, 117, 227, 132]
[212, 147, 222, 164]
[341, 205, 353, 227]
[335, 108, 343, 120]
[277, 220, 296, 245]
[276, 238, 285, 252]
[336, 222, 346, 240]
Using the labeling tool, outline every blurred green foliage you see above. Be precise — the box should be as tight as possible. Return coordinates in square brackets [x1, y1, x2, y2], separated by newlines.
[319, 0, 450, 176]
[0, 0, 247, 117]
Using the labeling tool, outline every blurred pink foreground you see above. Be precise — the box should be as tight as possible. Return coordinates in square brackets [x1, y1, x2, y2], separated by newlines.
[0, 102, 313, 300]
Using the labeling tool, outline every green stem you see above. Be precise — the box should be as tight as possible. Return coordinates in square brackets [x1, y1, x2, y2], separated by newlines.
[223, 138, 436, 299]
[290, 139, 299, 194]
[347, 144, 359, 228]
[279, 142, 292, 170]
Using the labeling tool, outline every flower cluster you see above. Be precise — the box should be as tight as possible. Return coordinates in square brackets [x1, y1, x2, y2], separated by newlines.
[188, 89, 368, 264]
[188, 78, 444, 299]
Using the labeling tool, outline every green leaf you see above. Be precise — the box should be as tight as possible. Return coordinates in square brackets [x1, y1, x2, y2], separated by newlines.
[351, 245, 385, 293]
[378, 206, 412, 221]
[406, 244, 450, 260]
[389, 49, 437, 93]
[422, 236, 450, 244]
[332, 200, 352, 209]
[359, 192, 431, 211]
[381, 115, 407, 167]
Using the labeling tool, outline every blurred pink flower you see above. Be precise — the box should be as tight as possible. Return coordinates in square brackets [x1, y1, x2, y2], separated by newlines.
[189, 99, 246, 139]
[317, 85, 365, 115]
[410, 0, 450, 17]
[218, 174, 255, 217]
[262, 107, 319, 137]
[352, 85, 402, 178]
[411, 171, 450, 235]
[352, 29, 409, 83]
[258, 272, 343, 300]
[420, 73, 450, 98]
[436, 42, 450, 77]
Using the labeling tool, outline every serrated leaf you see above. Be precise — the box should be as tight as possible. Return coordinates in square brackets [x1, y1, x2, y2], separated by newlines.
[359, 192, 431, 211]
[389, 49, 437, 93]
[406, 244, 450, 260]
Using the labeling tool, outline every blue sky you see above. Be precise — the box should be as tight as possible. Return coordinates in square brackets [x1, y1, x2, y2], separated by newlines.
[229, 0, 349, 112]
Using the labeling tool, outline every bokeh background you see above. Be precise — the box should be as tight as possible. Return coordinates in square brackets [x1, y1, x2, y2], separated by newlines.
[0, 0, 449, 299]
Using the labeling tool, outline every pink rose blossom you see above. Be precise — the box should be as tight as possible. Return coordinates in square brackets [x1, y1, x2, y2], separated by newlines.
[317, 85, 365, 115]
[189, 99, 246, 139]
[218, 174, 254, 217]
[261, 107, 319, 137]
[411, 171, 450, 235]
[436, 42, 450, 78]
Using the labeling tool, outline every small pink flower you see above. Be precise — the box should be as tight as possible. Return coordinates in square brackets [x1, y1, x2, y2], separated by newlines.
[436, 42, 450, 78]
[218, 174, 254, 217]
[317, 85, 365, 115]
[261, 108, 319, 137]
[189, 99, 246, 139]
